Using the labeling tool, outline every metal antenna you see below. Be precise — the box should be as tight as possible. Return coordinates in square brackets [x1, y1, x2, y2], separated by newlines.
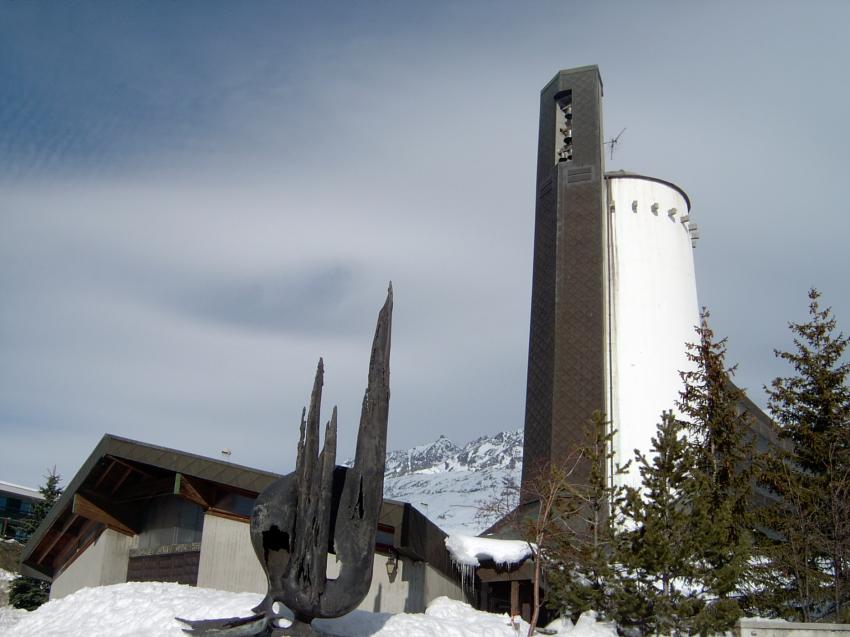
[604, 127, 626, 160]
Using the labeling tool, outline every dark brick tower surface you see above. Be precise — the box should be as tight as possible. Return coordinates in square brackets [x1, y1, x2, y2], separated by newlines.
[521, 66, 607, 500]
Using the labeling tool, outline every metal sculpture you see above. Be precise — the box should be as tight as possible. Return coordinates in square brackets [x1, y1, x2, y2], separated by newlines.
[179, 285, 392, 636]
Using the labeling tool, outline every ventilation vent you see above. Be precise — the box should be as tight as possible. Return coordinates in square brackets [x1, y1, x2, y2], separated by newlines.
[566, 166, 592, 184]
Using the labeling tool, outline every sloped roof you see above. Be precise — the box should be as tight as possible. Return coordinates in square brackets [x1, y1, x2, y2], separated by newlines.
[21, 434, 457, 585]
[21, 433, 281, 580]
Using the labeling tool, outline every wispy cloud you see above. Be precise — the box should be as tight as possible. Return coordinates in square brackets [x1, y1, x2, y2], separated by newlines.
[2, 1, 849, 488]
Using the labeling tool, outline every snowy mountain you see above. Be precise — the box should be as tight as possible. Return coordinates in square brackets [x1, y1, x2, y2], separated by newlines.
[364, 430, 523, 536]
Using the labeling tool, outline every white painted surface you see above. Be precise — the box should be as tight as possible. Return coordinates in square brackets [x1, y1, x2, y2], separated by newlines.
[50, 529, 134, 599]
[737, 619, 850, 637]
[196, 513, 267, 594]
[607, 176, 700, 488]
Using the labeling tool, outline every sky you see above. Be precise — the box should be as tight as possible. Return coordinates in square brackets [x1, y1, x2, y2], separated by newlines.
[2, 1, 849, 490]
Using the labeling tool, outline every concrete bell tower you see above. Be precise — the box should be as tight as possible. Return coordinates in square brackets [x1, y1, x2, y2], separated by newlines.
[521, 66, 608, 497]
[520, 66, 700, 498]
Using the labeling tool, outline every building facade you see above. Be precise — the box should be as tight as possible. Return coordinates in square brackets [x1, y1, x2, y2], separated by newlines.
[21, 434, 467, 613]
[0, 480, 42, 541]
[521, 66, 701, 494]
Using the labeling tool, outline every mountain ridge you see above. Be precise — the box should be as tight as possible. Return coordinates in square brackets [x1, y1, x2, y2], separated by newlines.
[347, 429, 524, 536]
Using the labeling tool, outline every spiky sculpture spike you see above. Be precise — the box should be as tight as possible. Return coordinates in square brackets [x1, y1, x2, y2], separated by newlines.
[180, 286, 392, 637]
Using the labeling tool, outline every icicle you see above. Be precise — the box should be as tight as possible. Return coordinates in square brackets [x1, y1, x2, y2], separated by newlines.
[449, 557, 476, 595]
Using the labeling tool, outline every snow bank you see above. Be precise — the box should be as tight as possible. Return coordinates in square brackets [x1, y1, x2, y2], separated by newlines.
[445, 534, 534, 567]
[6, 582, 262, 636]
[1, 607, 29, 632]
[374, 596, 532, 636]
[0, 567, 17, 608]
[2, 581, 619, 637]
[566, 611, 618, 637]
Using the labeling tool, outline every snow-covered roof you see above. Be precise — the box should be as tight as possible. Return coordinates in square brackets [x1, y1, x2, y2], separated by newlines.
[0, 481, 41, 500]
[444, 534, 534, 568]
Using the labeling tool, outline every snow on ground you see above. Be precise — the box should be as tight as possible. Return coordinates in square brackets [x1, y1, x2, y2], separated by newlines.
[445, 534, 534, 568]
[1, 606, 29, 632]
[0, 567, 17, 607]
[0, 581, 617, 637]
[5, 582, 264, 637]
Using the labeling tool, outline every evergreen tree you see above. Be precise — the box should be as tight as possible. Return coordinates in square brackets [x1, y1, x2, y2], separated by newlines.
[618, 411, 698, 636]
[676, 309, 754, 631]
[9, 468, 62, 611]
[547, 411, 627, 623]
[761, 289, 850, 620]
[756, 452, 826, 620]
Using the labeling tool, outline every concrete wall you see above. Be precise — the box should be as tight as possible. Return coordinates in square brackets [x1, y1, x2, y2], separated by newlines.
[196, 513, 267, 594]
[737, 619, 850, 637]
[50, 513, 466, 614]
[423, 560, 467, 606]
[320, 549, 465, 614]
[51, 529, 135, 599]
[607, 176, 699, 488]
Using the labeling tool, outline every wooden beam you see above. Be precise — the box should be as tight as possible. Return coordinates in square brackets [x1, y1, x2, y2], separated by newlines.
[51, 520, 101, 577]
[92, 458, 117, 490]
[205, 508, 250, 523]
[34, 512, 79, 565]
[109, 465, 134, 496]
[476, 560, 535, 582]
[113, 476, 175, 502]
[73, 491, 140, 536]
[174, 473, 215, 509]
[107, 456, 154, 480]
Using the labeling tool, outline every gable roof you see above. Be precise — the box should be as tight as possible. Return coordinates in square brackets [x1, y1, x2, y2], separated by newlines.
[20, 434, 458, 586]
[21, 433, 281, 580]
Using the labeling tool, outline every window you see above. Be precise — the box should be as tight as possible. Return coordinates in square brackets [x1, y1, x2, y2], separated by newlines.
[375, 523, 394, 553]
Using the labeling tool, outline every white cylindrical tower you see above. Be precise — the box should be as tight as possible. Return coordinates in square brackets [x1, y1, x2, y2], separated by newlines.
[605, 171, 700, 488]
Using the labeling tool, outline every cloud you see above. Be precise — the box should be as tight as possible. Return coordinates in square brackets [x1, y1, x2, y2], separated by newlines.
[2, 2, 850, 490]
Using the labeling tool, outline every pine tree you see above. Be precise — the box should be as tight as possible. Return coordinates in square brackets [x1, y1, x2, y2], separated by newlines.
[676, 309, 754, 631]
[761, 289, 850, 620]
[617, 411, 698, 636]
[9, 468, 63, 611]
[546, 411, 627, 623]
[756, 452, 826, 620]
